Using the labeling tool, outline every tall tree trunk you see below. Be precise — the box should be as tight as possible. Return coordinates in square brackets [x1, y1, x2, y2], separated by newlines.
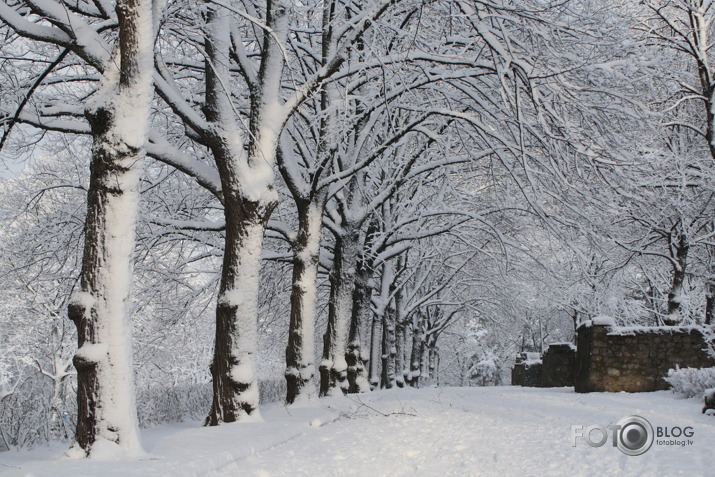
[407, 312, 424, 387]
[379, 261, 397, 389]
[644, 279, 660, 326]
[320, 227, 360, 395]
[345, 264, 370, 393]
[284, 0, 336, 399]
[689, 8, 715, 161]
[429, 343, 439, 385]
[285, 200, 324, 403]
[395, 321, 406, 388]
[206, 197, 275, 424]
[380, 301, 397, 389]
[393, 275, 405, 388]
[664, 231, 689, 326]
[368, 311, 382, 389]
[706, 279, 715, 325]
[204, 1, 285, 424]
[419, 337, 430, 386]
[705, 228, 715, 326]
[67, 0, 154, 456]
[346, 220, 378, 393]
[345, 287, 370, 393]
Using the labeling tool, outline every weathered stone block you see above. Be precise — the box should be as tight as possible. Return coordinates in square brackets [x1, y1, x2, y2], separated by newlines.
[575, 323, 715, 393]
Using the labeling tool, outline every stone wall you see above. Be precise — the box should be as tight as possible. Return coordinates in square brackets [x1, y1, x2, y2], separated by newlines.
[511, 352, 543, 387]
[511, 344, 576, 387]
[575, 322, 715, 393]
[542, 343, 576, 387]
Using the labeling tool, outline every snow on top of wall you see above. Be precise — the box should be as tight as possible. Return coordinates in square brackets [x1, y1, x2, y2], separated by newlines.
[517, 352, 542, 366]
[607, 325, 705, 336]
[548, 342, 576, 350]
[577, 315, 707, 335]
[592, 315, 616, 326]
[523, 359, 542, 366]
[577, 315, 616, 329]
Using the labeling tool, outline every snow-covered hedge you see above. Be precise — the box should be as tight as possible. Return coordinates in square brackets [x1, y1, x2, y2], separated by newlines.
[665, 367, 715, 398]
[137, 378, 287, 428]
[0, 375, 288, 451]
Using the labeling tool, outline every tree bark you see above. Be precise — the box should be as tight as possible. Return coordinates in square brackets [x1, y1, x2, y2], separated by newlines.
[368, 310, 382, 389]
[407, 312, 423, 388]
[429, 343, 439, 384]
[345, 298, 369, 393]
[203, 1, 285, 424]
[664, 231, 689, 326]
[395, 320, 406, 388]
[407, 312, 424, 387]
[706, 279, 715, 325]
[345, 265, 370, 393]
[419, 337, 430, 386]
[67, 0, 154, 456]
[346, 220, 378, 393]
[205, 201, 274, 424]
[285, 200, 323, 403]
[380, 301, 397, 389]
[688, 8, 715, 161]
[320, 227, 360, 396]
[393, 274, 405, 388]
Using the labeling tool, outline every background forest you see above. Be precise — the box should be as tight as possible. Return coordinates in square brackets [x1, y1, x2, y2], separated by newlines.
[1, 0, 715, 454]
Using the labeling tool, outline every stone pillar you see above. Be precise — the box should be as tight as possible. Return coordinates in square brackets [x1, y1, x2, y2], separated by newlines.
[511, 352, 543, 387]
[542, 343, 576, 387]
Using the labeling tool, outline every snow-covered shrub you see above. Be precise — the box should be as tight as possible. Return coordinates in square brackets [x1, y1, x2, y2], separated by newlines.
[665, 367, 715, 398]
[0, 369, 76, 451]
[468, 350, 502, 386]
[137, 382, 212, 428]
[135, 378, 287, 428]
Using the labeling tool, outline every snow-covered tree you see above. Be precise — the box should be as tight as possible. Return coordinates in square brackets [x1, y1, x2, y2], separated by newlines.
[64, 0, 156, 456]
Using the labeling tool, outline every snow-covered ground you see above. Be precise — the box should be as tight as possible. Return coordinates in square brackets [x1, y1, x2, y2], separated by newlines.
[1, 386, 713, 476]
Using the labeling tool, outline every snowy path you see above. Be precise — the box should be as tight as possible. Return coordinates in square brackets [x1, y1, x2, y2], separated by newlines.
[1, 387, 713, 476]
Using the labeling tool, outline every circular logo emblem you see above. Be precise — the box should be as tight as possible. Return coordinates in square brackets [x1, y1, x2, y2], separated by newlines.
[616, 415, 654, 456]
